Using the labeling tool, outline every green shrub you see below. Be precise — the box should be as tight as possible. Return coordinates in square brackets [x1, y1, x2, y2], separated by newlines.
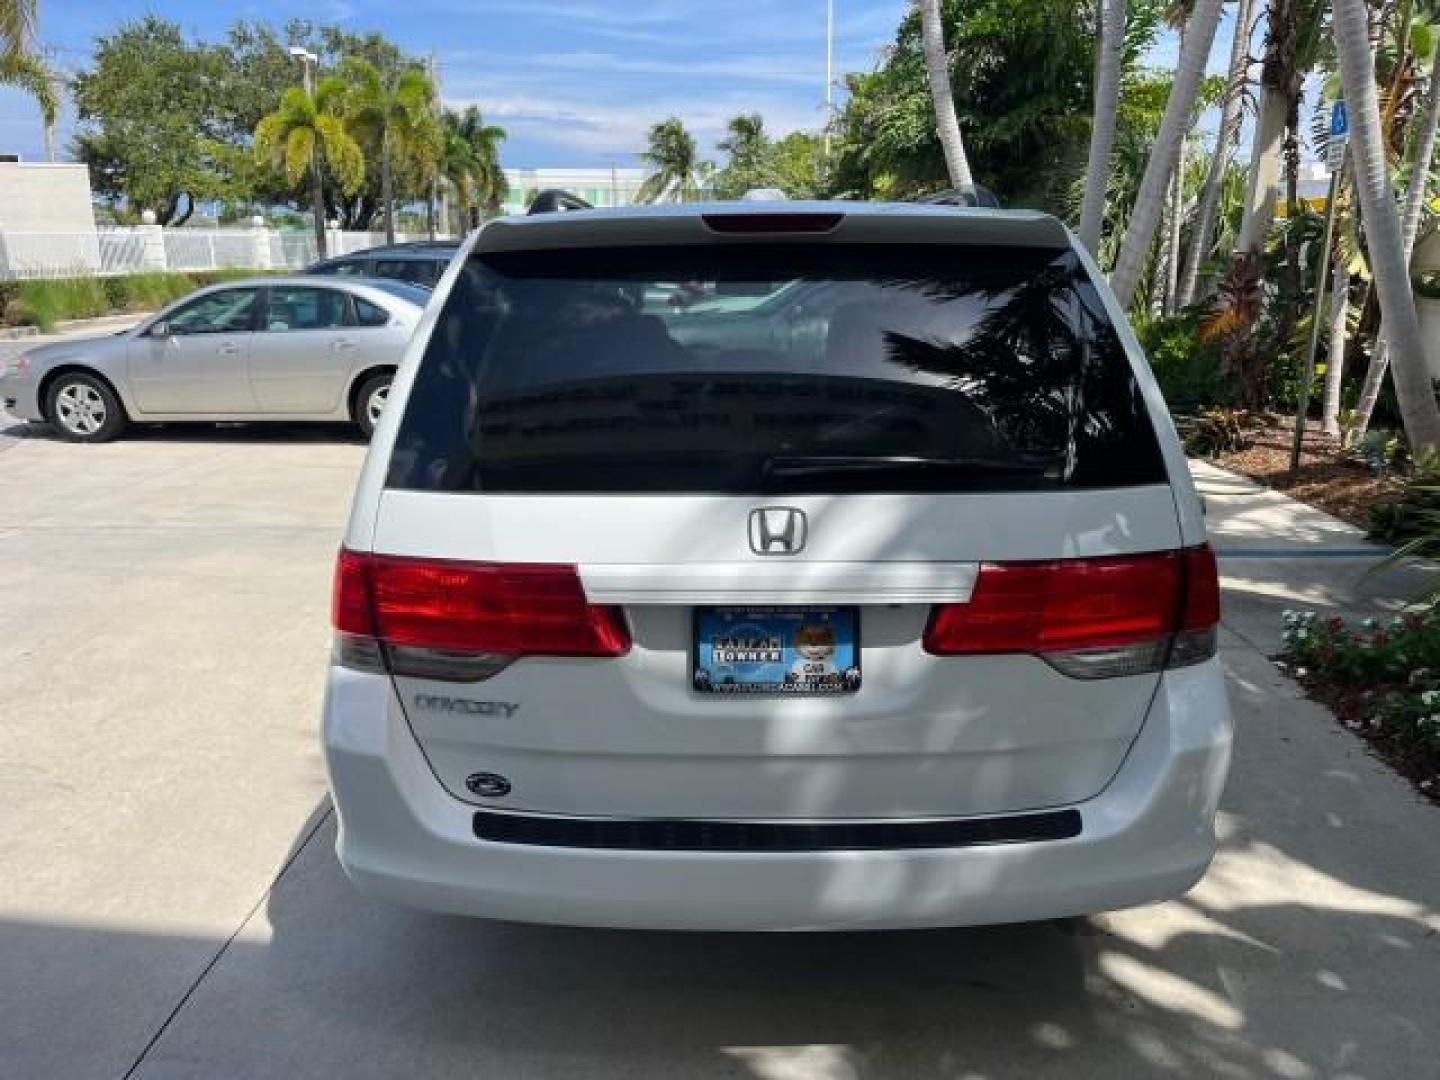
[1178, 407, 1263, 458]
[1137, 313, 1233, 415]
[17, 277, 110, 331]
[1368, 453, 1440, 546]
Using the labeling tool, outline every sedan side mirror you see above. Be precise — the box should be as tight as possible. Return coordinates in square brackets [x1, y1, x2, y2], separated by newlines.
[149, 320, 172, 338]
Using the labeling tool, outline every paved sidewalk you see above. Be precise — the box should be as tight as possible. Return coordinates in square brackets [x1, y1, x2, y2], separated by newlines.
[1193, 458, 1431, 652]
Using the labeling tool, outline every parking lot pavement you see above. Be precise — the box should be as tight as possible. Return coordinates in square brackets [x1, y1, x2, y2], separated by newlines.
[3, 434, 1437, 1080]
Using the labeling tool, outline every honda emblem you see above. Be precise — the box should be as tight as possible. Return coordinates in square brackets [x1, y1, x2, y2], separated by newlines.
[748, 507, 807, 556]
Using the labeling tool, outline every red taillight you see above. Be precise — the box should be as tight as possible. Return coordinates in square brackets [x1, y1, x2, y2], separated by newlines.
[923, 546, 1219, 658]
[332, 550, 630, 658]
[1179, 544, 1220, 631]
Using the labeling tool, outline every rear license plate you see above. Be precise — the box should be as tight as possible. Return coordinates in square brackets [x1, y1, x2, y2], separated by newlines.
[693, 606, 860, 695]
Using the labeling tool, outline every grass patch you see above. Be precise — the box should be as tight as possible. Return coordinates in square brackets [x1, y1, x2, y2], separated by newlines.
[2, 269, 281, 331]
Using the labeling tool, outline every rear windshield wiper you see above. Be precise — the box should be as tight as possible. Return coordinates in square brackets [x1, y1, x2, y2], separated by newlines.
[761, 454, 1062, 479]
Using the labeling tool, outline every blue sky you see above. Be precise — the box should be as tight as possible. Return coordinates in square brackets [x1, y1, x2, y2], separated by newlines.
[1, 0, 1239, 169]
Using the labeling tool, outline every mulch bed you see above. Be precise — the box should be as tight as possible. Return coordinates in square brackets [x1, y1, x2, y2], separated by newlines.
[1210, 419, 1403, 531]
[1283, 672, 1440, 808]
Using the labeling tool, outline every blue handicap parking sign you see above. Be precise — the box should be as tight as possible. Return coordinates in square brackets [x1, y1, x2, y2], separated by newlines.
[1330, 101, 1349, 138]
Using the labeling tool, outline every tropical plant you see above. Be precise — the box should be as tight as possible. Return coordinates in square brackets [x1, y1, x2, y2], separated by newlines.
[1109, 0, 1224, 309]
[918, 0, 973, 185]
[0, 0, 35, 59]
[337, 57, 441, 243]
[1177, 0, 1258, 306]
[254, 79, 364, 257]
[1353, 28, 1440, 435]
[1, 47, 56, 150]
[830, 0, 1141, 211]
[1078, 0, 1127, 254]
[438, 105, 506, 229]
[636, 118, 710, 203]
[713, 113, 771, 198]
[1331, 0, 1440, 457]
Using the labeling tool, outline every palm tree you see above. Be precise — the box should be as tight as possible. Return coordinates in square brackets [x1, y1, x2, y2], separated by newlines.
[0, 0, 36, 60]
[255, 79, 365, 259]
[435, 107, 509, 231]
[1353, 31, 1440, 435]
[1109, 0, 1224, 309]
[340, 58, 442, 244]
[917, 0, 974, 186]
[438, 111, 480, 234]
[1332, 0, 1440, 455]
[1177, 0, 1257, 306]
[458, 106, 508, 220]
[0, 0, 57, 160]
[1078, 0, 1127, 255]
[636, 118, 709, 203]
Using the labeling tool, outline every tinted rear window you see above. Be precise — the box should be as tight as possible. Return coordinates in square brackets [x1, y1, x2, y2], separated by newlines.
[387, 244, 1166, 493]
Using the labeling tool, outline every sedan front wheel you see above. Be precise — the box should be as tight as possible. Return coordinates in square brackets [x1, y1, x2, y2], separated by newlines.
[45, 372, 127, 443]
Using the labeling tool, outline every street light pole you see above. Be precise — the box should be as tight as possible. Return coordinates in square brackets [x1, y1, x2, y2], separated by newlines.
[824, 0, 834, 157]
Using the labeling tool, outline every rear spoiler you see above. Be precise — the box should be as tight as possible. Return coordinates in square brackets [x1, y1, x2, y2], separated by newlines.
[527, 189, 594, 215]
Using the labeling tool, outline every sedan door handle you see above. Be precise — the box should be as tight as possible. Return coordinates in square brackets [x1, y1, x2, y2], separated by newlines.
[332, 338, 357, 351]
[217, 342, 240, 355]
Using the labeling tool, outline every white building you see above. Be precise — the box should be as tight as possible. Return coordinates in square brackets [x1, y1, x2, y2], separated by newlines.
[500, 167, 650, 214]
[0, 162, 97, 232]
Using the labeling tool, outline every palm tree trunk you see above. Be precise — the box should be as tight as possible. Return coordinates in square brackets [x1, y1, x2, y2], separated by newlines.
[1353, 37, 1440, 434]
[1236, 85, 1288, 255]
[1332, 0, 1440, 455]
[1178, 0, 1255, 305]
[310, 158, 328, 258]
[1163, 109, 1186, 316]
[1321, 269, 1351, 435]
[1109, 0, 1224, 310]
[1078, 0, 1126, 255]
[381, 129, 396, 244]
[918, 0, 974, 187]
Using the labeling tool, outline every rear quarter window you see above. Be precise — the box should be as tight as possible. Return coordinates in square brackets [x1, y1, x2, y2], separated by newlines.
[386, 243, 1166, 494]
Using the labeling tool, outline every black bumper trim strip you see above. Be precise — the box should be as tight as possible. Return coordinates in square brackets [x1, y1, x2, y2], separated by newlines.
[472, 807, 1081, 852]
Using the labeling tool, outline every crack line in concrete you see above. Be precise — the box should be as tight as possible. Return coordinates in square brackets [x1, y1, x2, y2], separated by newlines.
[118, 800, 335, 1080]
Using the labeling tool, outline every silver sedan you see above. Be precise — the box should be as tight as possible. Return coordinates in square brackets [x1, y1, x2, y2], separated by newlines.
[0, 277, 428, 442]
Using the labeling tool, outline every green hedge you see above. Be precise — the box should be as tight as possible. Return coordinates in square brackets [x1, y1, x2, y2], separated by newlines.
[0, 268, 268, 332]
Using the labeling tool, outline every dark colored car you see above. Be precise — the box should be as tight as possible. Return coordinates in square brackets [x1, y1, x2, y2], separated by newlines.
[306, 241, 460, 289]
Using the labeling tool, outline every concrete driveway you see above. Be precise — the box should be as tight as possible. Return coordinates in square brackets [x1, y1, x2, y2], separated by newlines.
[1, 423, 1436, 1080]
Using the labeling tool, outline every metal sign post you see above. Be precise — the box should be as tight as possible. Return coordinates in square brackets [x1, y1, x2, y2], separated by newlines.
[1291, 102, 1348, 475]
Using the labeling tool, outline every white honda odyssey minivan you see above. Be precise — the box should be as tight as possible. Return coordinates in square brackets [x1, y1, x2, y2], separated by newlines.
[322, 202, 1232, 931]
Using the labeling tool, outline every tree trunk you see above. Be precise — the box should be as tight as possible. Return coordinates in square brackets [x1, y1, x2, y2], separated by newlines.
[1109, 0, 1224, 309]
[1321, 269, 1351, 435]
[1178, 0, 1256, 305]
[310, 158, 328, 258]
[1237, 85, 1288, 255]
[1353, 34, 1440, 433]
[1163, 139, 1185, 315]
[1333, 0, 1440, 455]
[918, 0, 974, 187]
[381, 129, 395, 245]
[1078, 0, 1126, 255]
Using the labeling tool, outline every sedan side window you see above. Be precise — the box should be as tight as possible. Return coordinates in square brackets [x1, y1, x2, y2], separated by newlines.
[374, 259, 435, 287]
[165, 290, 258, 335]
[264, 287, 349, 331]
[351, 298, 391, 327]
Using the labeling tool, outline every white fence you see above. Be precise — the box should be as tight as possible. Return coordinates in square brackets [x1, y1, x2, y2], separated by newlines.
[0, 226, 444, 281]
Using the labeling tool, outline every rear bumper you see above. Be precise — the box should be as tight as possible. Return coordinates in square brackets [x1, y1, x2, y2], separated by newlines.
[321, 661, 1232, 930]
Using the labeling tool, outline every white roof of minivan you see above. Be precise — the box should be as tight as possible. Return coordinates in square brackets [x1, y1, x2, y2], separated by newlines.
[477, 200, 1073, 253]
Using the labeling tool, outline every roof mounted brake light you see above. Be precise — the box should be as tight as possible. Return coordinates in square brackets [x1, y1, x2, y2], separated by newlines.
[701, 212, 844, 234]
